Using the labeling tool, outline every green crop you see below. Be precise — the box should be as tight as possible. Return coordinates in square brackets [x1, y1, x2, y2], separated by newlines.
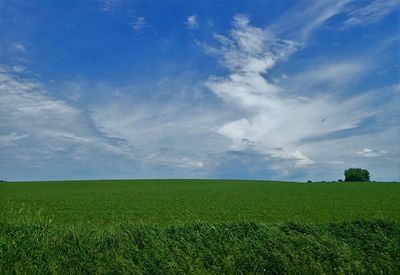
[1, 180, 399, 273]
[1, 180, 399, 225]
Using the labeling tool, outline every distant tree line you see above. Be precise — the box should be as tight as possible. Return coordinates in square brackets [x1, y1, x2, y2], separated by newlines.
[307, 168, 371, 183]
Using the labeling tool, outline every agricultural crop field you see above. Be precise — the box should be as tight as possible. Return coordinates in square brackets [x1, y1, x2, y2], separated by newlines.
[1, 179, 400, 224]
[1, 180, 400, 273]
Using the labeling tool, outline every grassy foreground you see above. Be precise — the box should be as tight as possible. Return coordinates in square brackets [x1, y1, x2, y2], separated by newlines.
[0, 220, 399, 274]
[1, 180, 399, 273]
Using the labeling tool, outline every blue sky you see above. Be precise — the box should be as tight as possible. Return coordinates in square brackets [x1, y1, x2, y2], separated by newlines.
[0, 0, 399, 181]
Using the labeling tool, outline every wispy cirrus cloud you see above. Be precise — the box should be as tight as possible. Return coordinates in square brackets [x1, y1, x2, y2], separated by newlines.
[272, 0, 351, 42]
[0, 65, 134, 179]
[0, 61, 232, 179]
[344, 0, 399, 27]
[283, 60, 371, 96]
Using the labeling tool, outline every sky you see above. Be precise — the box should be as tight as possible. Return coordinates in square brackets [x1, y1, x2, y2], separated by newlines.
[0, 0, 399, 181]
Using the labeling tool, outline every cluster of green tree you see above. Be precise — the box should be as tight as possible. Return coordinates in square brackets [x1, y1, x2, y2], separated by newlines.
[344, 168, 370, 182]
[308, 168, 371, 183]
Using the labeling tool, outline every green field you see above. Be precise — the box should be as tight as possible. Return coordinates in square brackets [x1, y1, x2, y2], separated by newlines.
[1, 180, 400, 273]
[1, 179, 400, 224]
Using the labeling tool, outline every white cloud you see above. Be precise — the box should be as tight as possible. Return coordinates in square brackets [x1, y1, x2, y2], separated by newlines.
[0, 64, 25, 73]
[0, 68, 130, 173]
[90, 92, 230, 170]
[272, 0, 351, 42]
[186, 15, 199, 29]
[293, 61, 366, 86]
[324, 160, 345, 166]
[271, 0, 398, 42]
[344, 0, 399, 27]
[100, 0, 123, 12]
[287, 150, 314, 167]
[284, 60, 371, 96]
[0, 67, 234, 179]
[298, 0, 350, 40]
[11, 43, 27, 53]
[357, 148, 387, 158]
[145, 154, 204, 169]
[204, 14, 297, 74]
[0, 132, 29, 147]
[131, 17, 147, 32]
[203, 14, 386, 172]
[11, 65, 25, 72]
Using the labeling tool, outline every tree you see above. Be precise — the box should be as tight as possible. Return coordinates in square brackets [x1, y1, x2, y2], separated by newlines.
[344, 168, 370, 182]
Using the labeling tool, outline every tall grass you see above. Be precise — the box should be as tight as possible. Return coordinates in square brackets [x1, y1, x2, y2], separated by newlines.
[1, 219, 399, 274]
